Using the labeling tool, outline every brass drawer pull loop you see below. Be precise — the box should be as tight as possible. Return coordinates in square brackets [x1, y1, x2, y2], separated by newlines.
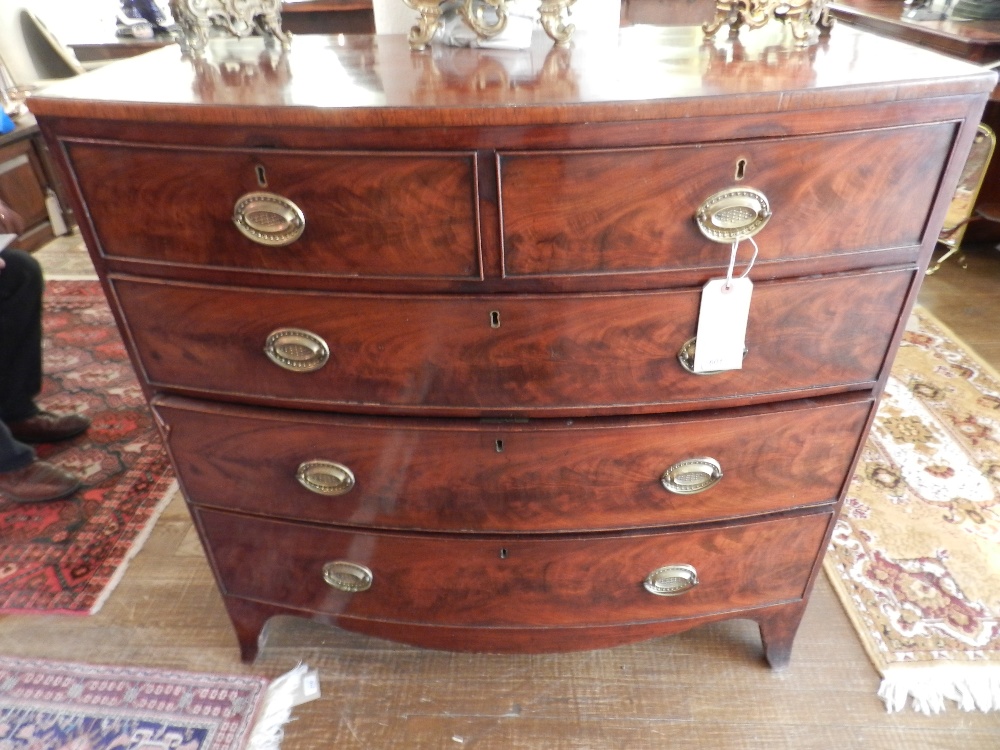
[323, 561, 373, 593]
[297, 460, 356, 496]
[264, 328, 330, 372]
[696, 186, 771, 243]
[233, 191, 305, 246]
[644, 564, 699, 596]
[677, 337, 747, 375]
[661, 457, 723, 495]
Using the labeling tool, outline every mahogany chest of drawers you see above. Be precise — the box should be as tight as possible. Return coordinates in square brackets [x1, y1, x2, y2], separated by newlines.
[30, 26, 994, 665]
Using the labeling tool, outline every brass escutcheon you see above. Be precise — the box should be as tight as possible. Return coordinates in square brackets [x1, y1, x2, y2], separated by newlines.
[264, 328, 329, 372]
[696, 187, 771, 243]
[677, 337, 748, 375]
[296, 460, 355, 496]
[322, 561, 373, 593]
[233, 191, 305, 246]
[644, 564, 699, 596]
[661, 457, 723, 495]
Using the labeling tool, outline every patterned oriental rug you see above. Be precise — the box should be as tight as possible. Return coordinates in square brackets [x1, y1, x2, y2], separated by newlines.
[825, 306, 1000, 714]
[0, 656, 302, 749]
[0, 280, 176, 613]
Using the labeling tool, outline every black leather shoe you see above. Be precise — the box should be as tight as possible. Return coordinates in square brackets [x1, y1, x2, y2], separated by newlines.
[7, 411, 91, 443]
[0, 460, 81, 503]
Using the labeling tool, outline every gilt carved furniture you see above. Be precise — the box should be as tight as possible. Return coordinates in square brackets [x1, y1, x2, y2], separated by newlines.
[28, 27, 994, 665]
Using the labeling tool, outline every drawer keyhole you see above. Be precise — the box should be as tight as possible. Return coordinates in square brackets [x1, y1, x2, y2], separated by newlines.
[495, 439, 504, 453]
[499, 548, 508, 559]
[255, 164, 268, 187]
[735, 158, 747, 181]
[490, 310, 501, 328]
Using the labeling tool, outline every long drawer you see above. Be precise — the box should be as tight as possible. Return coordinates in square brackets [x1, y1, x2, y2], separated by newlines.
[158, 394, 871, 532]
[112, 266, 913, 416]
[197, 508, 832, 628]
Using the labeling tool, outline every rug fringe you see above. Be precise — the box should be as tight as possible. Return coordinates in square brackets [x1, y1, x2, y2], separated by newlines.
[879, 664, 1000, 714]
[245, 663, 310, 750]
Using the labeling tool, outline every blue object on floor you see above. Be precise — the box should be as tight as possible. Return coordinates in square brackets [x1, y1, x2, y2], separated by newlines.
[0, 111, 15, 134]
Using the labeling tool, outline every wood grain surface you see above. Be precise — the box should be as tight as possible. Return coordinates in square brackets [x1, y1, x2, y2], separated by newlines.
[197, 507, 830, 655]
[500, 122, 955, 276]
[156, 394, 871, 531]
[20, 25, 1000, 744]
[66, 142, 482, 279]
[0, 242, 995, 748]
[111, 268, 913, 416]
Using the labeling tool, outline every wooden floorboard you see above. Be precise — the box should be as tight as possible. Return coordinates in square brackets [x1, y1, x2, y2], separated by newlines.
[0, 240, 997, 748]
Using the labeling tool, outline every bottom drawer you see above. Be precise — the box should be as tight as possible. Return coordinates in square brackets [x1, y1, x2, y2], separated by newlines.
[197, 508, 832, 628]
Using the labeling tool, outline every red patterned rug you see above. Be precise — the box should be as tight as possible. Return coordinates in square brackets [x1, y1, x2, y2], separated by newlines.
[0, 280, 175, 613]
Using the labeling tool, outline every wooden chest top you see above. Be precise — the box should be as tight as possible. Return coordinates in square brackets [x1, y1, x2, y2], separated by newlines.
[28, 25, 995, 129]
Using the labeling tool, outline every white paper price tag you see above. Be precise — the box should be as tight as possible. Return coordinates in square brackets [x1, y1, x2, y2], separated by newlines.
[692, 277, 753, 373]
[290, 668, 322, 706]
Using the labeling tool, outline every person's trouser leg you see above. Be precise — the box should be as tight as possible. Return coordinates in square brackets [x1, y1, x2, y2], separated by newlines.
[0, 420, 36, 473]
[0, 249, 43, 423]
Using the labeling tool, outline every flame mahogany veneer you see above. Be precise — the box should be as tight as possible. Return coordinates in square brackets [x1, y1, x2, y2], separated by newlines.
[29, 27, 995, 666]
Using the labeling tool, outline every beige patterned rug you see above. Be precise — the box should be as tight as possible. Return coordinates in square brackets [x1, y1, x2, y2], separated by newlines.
[825, 306, 1000, 714]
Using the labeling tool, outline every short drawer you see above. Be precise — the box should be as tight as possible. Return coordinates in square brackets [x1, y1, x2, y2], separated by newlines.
[197, 508, 832, 628]
[113, 266, 913, 416]
[157, 394, 871, 532]
[500, 122, 956, 277]
[64, 142, 481, 280]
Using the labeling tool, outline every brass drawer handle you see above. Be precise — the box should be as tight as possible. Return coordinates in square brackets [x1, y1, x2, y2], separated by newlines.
[264, 328, 329, 372]
[661, 457, 723, 495]
[322, 561, 373, 593]
[696, 186, 771, 243]
[297, 460, 356, 496]
[677, 336, 748, 375]
[233, 191, 305, 246]
[644, 564, 699, 596]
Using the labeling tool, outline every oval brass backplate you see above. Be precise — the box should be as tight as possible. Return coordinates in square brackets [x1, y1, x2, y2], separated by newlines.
[644, 564, 699, 596]
[322, 561, 373, 593]
[677, 337, 748, 375]
[264, 328, 330, 372]
[661, 457, 723, 495]
[297, 460, 356, 496]
[696, 187, 771, 243]
[233, 191, 305, 246]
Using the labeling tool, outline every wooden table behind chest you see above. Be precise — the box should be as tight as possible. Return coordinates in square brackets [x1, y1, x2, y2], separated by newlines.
[29, 28, 994, 664]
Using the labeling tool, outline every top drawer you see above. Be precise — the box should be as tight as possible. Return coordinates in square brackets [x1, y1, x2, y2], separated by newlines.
[63, 142, 481, 280]
[500, 122, 956, 278]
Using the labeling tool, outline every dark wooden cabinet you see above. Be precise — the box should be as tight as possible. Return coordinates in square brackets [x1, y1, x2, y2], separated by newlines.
[28, 27, 995, 666]
[0, 116, 72, 250]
